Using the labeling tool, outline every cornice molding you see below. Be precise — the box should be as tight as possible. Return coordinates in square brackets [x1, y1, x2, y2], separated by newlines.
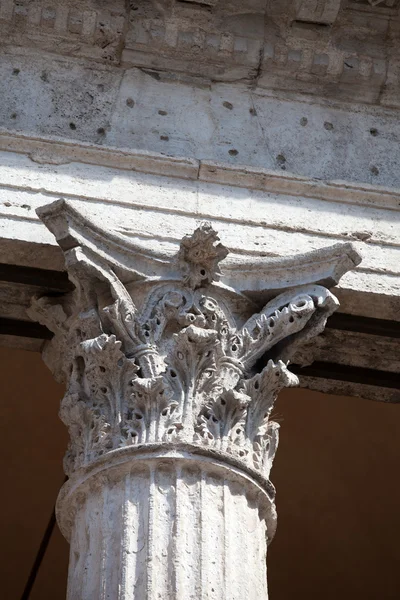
[0, 0, 128, 64]
[1, 0, 399, 104]
[1, 129, 399, 212]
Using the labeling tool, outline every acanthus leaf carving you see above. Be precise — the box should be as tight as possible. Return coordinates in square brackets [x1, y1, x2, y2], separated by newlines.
[196, 388, 250, 454]
[166, 324, 220, 435]
[242, 360, 298, 478]
[58, 332, 140, 474]
[124, 376, 181, 445]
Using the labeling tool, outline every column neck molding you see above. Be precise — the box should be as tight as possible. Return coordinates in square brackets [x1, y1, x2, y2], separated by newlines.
[56, 445, 276, 541]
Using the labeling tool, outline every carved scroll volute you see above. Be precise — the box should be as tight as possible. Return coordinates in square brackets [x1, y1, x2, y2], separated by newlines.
[28, 202, 359, 486]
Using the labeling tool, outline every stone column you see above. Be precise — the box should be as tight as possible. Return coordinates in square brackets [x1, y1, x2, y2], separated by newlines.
[29, 199, 358, 600]
[59, 449, 273, 599]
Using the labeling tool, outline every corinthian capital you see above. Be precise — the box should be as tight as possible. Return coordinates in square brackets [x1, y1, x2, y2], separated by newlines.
[28, 199, 359, 491]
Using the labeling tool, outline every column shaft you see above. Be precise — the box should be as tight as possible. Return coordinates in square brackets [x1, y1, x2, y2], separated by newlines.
[62, 456, 269, 600]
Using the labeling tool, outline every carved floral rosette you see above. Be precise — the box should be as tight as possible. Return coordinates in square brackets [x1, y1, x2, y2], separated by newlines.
[29, 206, 346, 505]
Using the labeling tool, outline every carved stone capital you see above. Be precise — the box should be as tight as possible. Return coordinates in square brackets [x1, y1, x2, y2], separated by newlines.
[29, 199, 352, 488]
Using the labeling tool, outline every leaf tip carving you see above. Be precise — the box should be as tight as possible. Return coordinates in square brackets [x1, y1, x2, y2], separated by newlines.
[177, 222, 229, 289]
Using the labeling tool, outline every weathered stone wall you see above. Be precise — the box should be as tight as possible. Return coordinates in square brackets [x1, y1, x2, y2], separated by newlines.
[2, 53, 400, 186]
[1, 1, 400, 186]
[2, 0, 400, 105]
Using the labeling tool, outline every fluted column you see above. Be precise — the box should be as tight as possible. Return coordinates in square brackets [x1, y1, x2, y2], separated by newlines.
[29, 199, 358, 600]
[59, 451, 272, 600]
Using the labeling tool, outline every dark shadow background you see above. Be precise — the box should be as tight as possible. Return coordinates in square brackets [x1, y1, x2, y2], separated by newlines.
[1, 347, 399, 599]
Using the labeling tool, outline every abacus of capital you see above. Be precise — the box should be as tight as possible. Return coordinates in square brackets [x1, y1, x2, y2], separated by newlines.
[29, 199, 360, 600]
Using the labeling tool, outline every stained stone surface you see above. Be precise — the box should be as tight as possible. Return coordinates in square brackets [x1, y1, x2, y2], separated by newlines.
[1, 53, 400, 187]
[62, 455, 270, 600]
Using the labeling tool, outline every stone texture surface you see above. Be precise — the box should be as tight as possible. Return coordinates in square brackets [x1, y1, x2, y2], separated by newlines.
[0, 0, 128, 64]
[28, 205, 357, 598]
[61, 454, 270, 600]
[2, 0, 400, 105]
[1, 53, 400, 187]
[0, 2, 398, 597]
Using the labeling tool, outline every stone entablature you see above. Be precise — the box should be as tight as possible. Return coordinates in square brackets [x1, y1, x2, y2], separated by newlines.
[1, 133, 399, 402]
[1, 0, 400, 105]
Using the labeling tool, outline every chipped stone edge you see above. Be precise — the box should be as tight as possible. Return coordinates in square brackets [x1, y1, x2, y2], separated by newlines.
[298, 375, 400, 404]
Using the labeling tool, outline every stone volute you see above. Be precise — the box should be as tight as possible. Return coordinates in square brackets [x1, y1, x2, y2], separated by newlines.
[28, 199, 360, 600]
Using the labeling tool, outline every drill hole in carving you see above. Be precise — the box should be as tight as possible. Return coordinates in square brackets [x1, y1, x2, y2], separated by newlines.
[296, 300, 307, 308]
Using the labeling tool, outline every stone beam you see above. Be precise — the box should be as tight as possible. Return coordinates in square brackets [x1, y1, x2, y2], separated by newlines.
[28, 199, 359, 599]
